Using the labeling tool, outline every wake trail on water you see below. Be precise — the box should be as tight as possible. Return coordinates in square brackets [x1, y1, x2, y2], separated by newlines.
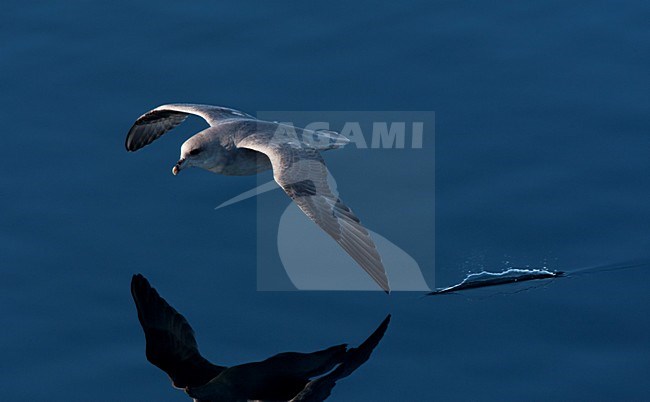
[427, 259, 650, 296]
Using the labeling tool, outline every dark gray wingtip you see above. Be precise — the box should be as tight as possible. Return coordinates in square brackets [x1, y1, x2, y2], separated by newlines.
[125, 125, 139, 152]
[124, 108, 190, 152]
[378, 275, 390, 294]
[125, 122, 145, 152]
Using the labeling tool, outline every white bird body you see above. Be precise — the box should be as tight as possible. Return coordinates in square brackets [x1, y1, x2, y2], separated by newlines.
[126, 104, 390, 292]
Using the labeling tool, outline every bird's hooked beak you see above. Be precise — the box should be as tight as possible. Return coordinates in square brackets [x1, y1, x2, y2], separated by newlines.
[172, 158, 187, 175]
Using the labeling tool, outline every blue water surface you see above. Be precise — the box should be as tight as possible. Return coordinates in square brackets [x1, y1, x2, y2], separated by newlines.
[1, 1, 649, 401]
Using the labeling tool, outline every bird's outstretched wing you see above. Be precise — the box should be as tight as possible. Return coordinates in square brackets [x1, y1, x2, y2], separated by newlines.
[130, 274, 226, 389]
[235, 124, 390, 293]
[125, 103, 253, 151]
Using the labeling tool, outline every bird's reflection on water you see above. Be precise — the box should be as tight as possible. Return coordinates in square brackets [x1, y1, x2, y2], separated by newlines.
[131, 274, 390, 402]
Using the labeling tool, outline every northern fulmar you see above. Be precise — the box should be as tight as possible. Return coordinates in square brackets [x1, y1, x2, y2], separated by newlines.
[125, 104, 390, 292]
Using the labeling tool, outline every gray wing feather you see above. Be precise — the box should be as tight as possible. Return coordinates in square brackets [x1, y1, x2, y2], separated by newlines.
[125, 103, 254, 151]
[236, 130, 390, 293]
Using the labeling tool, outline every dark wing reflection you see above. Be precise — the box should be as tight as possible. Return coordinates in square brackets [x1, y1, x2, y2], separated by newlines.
[187, 345, 348, 401]
[291, 315, 391, 401]
[131, 274, 226, 388]
[131, 274, 390, 401]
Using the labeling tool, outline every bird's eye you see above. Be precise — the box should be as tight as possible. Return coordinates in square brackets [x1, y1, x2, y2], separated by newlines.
[189, 148, 202, 156]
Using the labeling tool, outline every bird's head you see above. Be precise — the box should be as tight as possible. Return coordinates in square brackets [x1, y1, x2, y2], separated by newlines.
[172, 134, 216, 175]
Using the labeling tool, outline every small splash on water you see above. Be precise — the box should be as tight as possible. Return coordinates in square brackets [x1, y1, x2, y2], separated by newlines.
[428, 268, 564, 295]
[427, 259, 650, 296]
